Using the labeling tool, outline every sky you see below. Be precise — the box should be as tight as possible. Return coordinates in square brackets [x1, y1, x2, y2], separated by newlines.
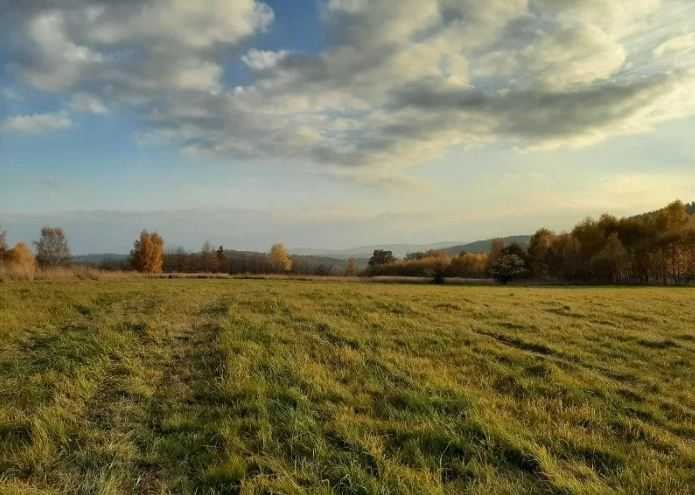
[1, 0, 695, 254]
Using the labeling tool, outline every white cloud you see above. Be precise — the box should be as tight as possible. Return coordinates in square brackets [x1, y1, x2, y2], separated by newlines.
[3, 0, 695, 174]
[70, 93, 108, 114]
[654, 33, 695, 56]
[22, 11, 104, 91]
[2, 112, 73, 134]
[242, 49, 289, 71]
[82, 0, 273, 48]
[5, 0, 271, 96]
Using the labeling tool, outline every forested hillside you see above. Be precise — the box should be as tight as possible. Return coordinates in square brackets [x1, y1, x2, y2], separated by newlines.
[367, 200, 695, 285]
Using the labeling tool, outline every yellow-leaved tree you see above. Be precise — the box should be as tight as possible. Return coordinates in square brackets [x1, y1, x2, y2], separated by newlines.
[131, 230, 164, 273]
[270, 243, 292, 273]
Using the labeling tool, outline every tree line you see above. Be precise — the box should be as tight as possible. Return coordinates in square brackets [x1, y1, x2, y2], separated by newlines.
[115, 232, 299, 276]
[0, 224, 341, 278]
[524, 200, 695, 284]
[159, 242, 297, 275]
[367, 200, 695, 285]
[2, 200, 694, 284]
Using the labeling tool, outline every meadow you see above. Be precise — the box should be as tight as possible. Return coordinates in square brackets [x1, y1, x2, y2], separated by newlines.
[0, 280, 694, 494]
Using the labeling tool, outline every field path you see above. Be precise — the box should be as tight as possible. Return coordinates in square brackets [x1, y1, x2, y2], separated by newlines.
[132, 303, 229, 494]
[6, 289, 233, 494]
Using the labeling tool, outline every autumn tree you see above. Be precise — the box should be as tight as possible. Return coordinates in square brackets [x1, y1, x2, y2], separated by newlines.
[520, 200, 695, 284]
[427, 252, 451, 284]
[34, 226, 71, 267]
[591, 233, 628, 283]
[684, 229, 695, 282]
[270, 243, 293, 272]
[448, 252, 488, 277]
[658, 200, 689, 232]
[131, 230, 164, 273]
[528, 228, 554, 278]
[3, 242, 36, 278]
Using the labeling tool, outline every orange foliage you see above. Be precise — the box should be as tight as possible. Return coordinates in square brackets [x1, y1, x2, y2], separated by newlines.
[270, 243, 293, 272]
[2, 242, 37, 279]
[131, 230, 165, 273]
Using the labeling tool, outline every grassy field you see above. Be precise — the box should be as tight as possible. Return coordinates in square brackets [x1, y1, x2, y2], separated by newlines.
[0, 280, 694, 494]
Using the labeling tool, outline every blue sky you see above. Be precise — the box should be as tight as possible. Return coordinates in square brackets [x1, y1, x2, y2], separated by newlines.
[1, 1, 695, 254]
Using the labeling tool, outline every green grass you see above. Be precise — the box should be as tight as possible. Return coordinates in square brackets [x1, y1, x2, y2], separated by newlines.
[0, 280, 694, 494]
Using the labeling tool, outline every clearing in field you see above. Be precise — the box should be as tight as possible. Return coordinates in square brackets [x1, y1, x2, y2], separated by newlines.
[0, 280, 694, 494]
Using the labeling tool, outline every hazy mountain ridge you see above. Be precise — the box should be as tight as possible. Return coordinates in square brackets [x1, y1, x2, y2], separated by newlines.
[73, 235, 533, 266]
[291, 236, 532, 259]
[438, 235, 532, 257]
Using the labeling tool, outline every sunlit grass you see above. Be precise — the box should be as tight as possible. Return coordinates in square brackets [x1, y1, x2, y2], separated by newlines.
[1, 280, 694, 494]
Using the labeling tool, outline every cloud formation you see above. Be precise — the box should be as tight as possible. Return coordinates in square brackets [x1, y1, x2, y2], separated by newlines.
[70, 93, 108, 114]
[2, 112, 72, 134]
[2, 0, 695, 171]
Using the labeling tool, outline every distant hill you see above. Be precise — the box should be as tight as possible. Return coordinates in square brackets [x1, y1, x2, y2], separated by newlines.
[292, 254, 368, 273]
[439, 235, 532, 256]
[291, 236, 532, 259]
[290, 242, 463, 259]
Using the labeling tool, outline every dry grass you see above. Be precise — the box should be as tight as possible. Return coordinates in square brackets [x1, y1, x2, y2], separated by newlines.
[0, 267, 142, 282]
[0, 279, 694, 494]
[34, 267, 137, 281]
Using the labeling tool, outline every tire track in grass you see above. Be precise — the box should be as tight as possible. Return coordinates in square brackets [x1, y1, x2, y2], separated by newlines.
[56, 295, 232, 494]
[76, 355, 141, 494]
[51, 294, 169, 493]
[133, 299, 231, 494]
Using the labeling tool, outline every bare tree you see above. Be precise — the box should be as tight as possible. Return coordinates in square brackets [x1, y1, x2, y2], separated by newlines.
[344, 257, 358, 276]
[201, 241, 215, 272]
[34, 226, 71, 267]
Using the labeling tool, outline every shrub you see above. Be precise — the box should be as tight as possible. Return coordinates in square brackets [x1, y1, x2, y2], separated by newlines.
[2, 243, 37, 280]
